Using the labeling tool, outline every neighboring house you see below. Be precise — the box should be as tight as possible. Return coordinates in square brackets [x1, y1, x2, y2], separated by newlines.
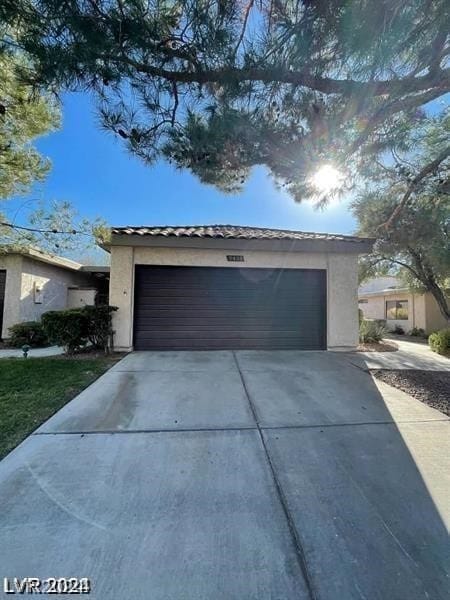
[104, 225, 373, 352]
[358, 276, 448, 334]
[0, 247, 109, 339]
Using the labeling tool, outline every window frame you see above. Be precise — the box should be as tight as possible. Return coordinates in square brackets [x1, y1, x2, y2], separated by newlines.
[385, 299, 409, 320]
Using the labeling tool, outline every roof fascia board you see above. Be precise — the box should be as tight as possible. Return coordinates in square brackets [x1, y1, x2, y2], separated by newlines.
[109, 234, 374, 254]
[4, 248, 82, 272]
[359, 288, 413, 297]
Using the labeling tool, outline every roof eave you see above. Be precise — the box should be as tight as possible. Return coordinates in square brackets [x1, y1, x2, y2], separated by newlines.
[108, 233, 374, 254]
[1, 246, 83, 271]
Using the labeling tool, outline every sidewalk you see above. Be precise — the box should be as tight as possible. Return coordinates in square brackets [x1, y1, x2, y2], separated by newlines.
[0, 346, 64, 358]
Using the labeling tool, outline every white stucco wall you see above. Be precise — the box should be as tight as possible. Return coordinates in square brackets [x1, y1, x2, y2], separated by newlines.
[0, 255, 22, 338]
[109, 245, 360, 351]
[0, 255, 95, 338]
[19, 258, 91, 323]
[67, 288, 97, 308]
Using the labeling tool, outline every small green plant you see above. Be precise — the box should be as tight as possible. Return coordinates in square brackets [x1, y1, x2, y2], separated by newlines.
[428, 328, 450, 356]
[359, 319, 387, 343]
[8, 321, 49, 348]
[409, 327, 426, 338]
[392, 324, 405, 335]
[358, 308, 363, 325]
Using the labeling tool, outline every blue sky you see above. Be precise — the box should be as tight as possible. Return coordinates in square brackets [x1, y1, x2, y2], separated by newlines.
[14, 92, 356, 236]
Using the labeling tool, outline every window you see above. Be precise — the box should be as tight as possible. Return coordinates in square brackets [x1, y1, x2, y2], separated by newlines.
[358, 299, 368, 304]
[386, 300, 408, 320]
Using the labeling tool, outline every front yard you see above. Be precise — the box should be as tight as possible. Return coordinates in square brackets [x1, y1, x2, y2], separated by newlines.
[0, 356, 117, 459]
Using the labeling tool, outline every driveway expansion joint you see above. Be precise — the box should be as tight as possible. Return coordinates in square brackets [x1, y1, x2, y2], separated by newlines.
[33, 426, 258, 436]
[232, 351, 317, 600]
[34, 418, 449, 437]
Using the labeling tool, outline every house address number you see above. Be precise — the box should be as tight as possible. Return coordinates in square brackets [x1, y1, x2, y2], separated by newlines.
[226, 255, 245, 262]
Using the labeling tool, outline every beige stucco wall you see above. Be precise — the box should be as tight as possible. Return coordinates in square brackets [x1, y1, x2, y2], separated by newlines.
[424, 293, 449, 332]
[327, 253, 359, 350]
[358, 292, 427, 333]
[359, 296, 384, 320]
[1, 255, 94, 338]
[109, 245, 360, 351]
[0, 255, 22, 338]
[110, 246, 135, 350]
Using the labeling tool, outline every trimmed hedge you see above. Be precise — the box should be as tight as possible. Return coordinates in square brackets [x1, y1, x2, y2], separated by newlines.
[8, 321, 49, 348]
[428, 328, 450, 356]
[359, 319, 387, 343]
[41, 305, 117, 355]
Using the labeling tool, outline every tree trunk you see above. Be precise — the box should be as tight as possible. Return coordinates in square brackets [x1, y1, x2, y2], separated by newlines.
[407, 247, 450, 323]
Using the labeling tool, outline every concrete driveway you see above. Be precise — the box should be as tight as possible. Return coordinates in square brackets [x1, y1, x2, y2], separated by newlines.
[0, 351, 448, 599]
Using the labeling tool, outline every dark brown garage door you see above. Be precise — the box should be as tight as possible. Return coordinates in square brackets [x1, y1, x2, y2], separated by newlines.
[133, 266, 326, 350]
[0, 270, 6, 339]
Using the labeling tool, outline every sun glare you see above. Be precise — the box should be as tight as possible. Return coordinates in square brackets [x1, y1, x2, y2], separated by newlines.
[310, 164, 344, 194]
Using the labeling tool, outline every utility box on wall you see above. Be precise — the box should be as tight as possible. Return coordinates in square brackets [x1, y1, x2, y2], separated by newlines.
[67, 287, 97, 308]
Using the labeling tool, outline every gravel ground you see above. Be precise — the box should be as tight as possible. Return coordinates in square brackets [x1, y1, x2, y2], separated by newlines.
[373, 369, 450, 416]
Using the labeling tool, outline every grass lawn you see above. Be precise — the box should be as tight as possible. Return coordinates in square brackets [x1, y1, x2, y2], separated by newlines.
[0, 357, 116, 460]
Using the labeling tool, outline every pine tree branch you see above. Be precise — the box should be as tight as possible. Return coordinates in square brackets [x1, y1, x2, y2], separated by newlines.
[378, 255, 421, 281]
[385, 146, 450, 227]
[98, 53, 450, 97]
[232, 0, 255, 60]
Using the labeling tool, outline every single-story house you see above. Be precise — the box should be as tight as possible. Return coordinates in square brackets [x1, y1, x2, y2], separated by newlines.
[358, 276, 448, 334]
[106, 225, 374, 352]
[0, 247, 109, 339]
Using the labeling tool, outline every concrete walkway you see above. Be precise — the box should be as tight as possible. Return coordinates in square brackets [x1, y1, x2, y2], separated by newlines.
[0, 351, 448, 599]
[359, 337, 450, 370]
[0, 345, 63, 358]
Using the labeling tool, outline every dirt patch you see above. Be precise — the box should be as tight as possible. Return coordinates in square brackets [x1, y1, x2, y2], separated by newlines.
[55, 350, 127, 361]
[358, 341, 398, 352]
[373, 369, 450, 416]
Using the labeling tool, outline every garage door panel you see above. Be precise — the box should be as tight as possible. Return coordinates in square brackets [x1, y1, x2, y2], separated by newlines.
[136, 328, 318, 338]
[136, 296, 322, 308]
[134, 266, 326, 350]
[136, 338, 322, 351]
[135, 316, 321, 327]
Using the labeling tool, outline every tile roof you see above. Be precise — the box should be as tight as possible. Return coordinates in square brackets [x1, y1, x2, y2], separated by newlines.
[111, 225, 371, 244]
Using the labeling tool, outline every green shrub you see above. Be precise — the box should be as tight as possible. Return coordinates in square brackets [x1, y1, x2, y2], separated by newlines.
[358, 308, 363, 325]
[428, 328, 450, 356]
[391, 324, 405, 335]
[42, 308, 90, 354]
[409, 327, 426, 338]
[8, 321, 49, 348]
[83, 305, 118, 351]
[359, 319, 387, 343]
[41, 305, 118, 355]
